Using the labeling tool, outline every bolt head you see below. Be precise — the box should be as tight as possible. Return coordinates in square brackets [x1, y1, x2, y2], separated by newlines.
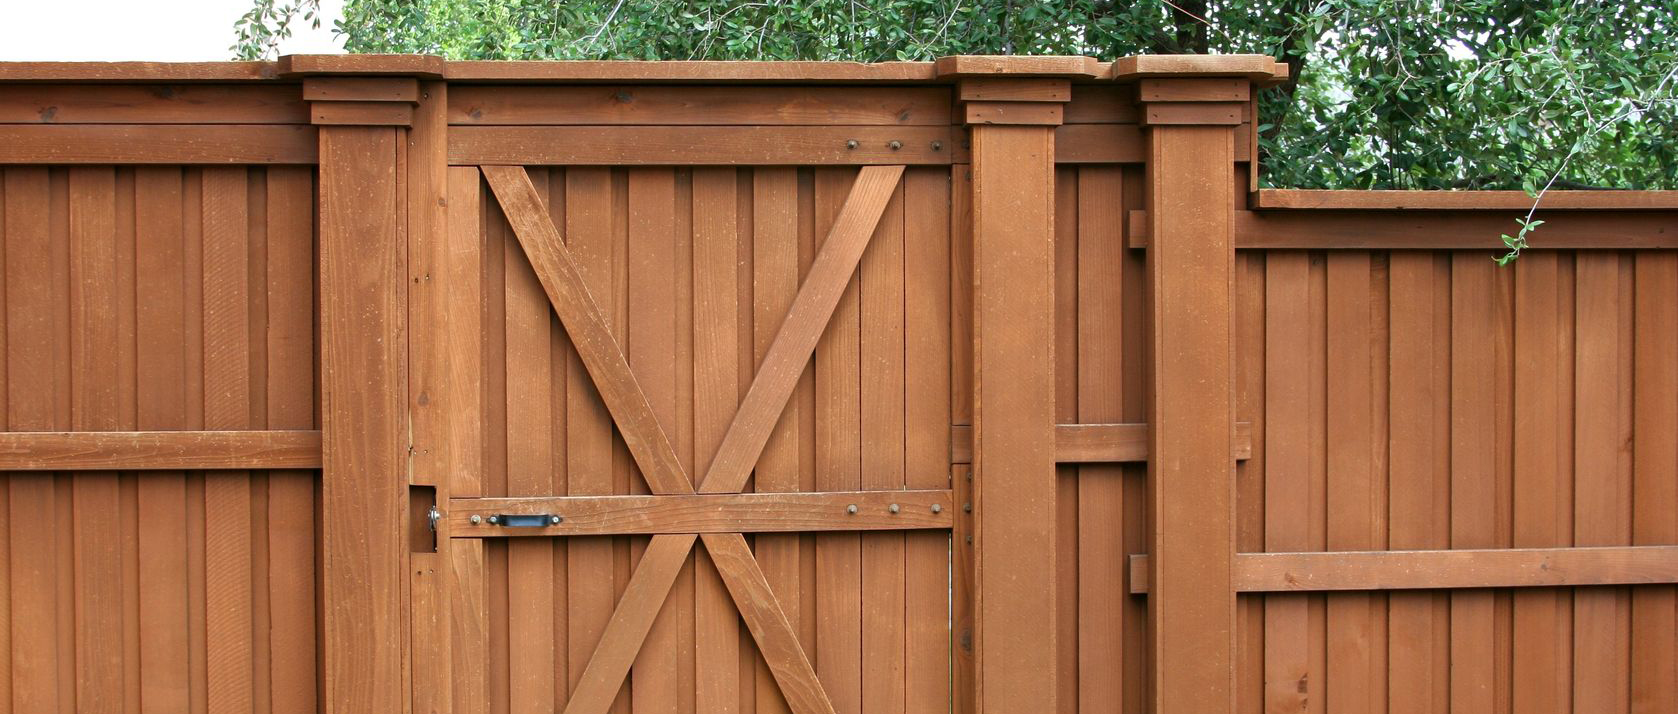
[469, 514, 482, 525]
[549, 515, 562, 525]
[889, 503, 901, 514]
[846, 139, 859, 150]
[487, 515, 500, 525]
[888, 140, 903, 150]
[931, 504, 943, 514]
[846, 504, 859, 515]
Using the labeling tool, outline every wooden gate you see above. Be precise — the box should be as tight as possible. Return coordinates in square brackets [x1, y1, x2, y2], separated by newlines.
[421, 160, 959, 714]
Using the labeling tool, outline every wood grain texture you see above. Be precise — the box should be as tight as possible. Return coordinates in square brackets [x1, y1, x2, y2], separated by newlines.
[947, 422, 1253, 464]
[0, 430, 321, 470]
[448, 491, 952, 535]
[448, 86, 951, 126]
[1146, 124, 1236, 714]
[1129, 547, 1678, 592]
[0, 125, 318, 164]
[320, 126, 408, 714]
[453, 127, 950, 166]
[970, 120, 1058, 714]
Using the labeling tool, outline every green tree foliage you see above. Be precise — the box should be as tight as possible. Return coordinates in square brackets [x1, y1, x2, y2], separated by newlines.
[235, 0, 1678, 191]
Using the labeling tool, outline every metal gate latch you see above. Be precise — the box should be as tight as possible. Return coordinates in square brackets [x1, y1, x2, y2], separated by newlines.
[490, 513, 563, 527]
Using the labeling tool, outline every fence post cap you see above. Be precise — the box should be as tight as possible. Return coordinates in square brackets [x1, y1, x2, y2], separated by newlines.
[1112, 54, 1288, 85]
[278, 54, 445, 79]
[933, 55, 1104, 79]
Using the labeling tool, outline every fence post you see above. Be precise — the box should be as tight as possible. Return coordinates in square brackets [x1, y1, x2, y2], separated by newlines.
[294, 54, 443, 714]
[1126, 56, 1274, 714]
[943, 57, 1075, 714]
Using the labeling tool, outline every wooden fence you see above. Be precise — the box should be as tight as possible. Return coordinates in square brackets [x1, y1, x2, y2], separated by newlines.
[0, 53, 1674, 714]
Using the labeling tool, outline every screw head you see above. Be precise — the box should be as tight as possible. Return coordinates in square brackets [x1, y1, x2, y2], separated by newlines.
[931, 140, 943, 151]
[963, 502, 972, 513]
[931, 504, 943, 514]
[469, 514, 482, 525]
[549, 515, 562, 525]
[846, 504, 859, 515]
[888, 140, 903, 150]
[846, 139, 859, 150]
[487, 515, 500, 525]
[888, 503, 901, 514]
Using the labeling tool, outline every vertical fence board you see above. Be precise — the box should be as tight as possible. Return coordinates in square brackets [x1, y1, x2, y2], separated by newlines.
[1631, 252, 1678, 714]
[1573, 254, 1632, 714]
[859, 176, 906, 714]
[1511, 252, 1573, 714]
[136, 166, 191, 714]
[693, 167, 742, 714]
[812, 167, 863, 714]
[628, 167, 683, 714]
[901, 166, 951, 714]
[751, 166, 801, 714]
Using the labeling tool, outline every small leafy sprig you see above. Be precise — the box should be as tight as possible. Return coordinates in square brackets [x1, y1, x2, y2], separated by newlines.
[1495, 216, 1542, 266]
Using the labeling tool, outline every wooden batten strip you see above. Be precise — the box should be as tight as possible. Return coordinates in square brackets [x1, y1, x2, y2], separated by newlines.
[0, 430, 322, 470]
[1051, 124, 1253, 164]
[448, 490, 954, 536]
[0, 124, 318, 164]
[447, 85, 953, 126]
[948, 422, 1253, 464]
[311, 101, 414, 126]
[1254, 188, 1678, 210]
[1128, 546, 1678, 594]
[965, 101, 1063, 126]
[0, 84, 309, 124]
[1126, 209, 1678, 249]
[1137, 78, 1249, 102]
[1141, 102, 1244, 126]
[452, 126, 952, 165]
[302, 77, 420, 103]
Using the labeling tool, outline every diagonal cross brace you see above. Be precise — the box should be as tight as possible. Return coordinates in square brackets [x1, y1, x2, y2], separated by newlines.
[481, 164, 905, 714]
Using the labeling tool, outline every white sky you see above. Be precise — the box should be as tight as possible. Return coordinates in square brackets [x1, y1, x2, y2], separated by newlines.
[0, 0, 347, 61]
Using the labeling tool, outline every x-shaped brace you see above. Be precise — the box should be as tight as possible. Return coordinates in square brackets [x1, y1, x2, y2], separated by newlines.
[481, 164, 905, 714]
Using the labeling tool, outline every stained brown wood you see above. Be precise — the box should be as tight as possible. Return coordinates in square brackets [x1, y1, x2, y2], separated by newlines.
[1146, 118, 1236, 714]
[482, 165, 691, 497]
[447, 490, 954, 535]
[303, 77, 420, 102]
[6, 57, 1677, 714]
[311, 101, 414, 126]
[0, 430, 321, 470]
[964, 101, 1064, 125]
[970, 115, 1058, 714]
[483, 163, 904, 714]
[948, 422, 1253, 464]
[446, 60, 938, 83]
[1137, 78, 1248, 102]
[1142, 102, 1244, 125]
[1129, 547, 1678, 593]
[448, 85, 951, 125]
[1255, 189, 1678, 210]
[319, 126, 408, 714]
[0, 125, 318, 163]
[698, 164, 903, 495]
[0, 85, 308, 124]
[452, 126, 952, 165]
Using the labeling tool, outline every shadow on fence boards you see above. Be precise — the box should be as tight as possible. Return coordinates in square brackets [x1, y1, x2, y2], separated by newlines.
[0, 53, 1674, 714]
